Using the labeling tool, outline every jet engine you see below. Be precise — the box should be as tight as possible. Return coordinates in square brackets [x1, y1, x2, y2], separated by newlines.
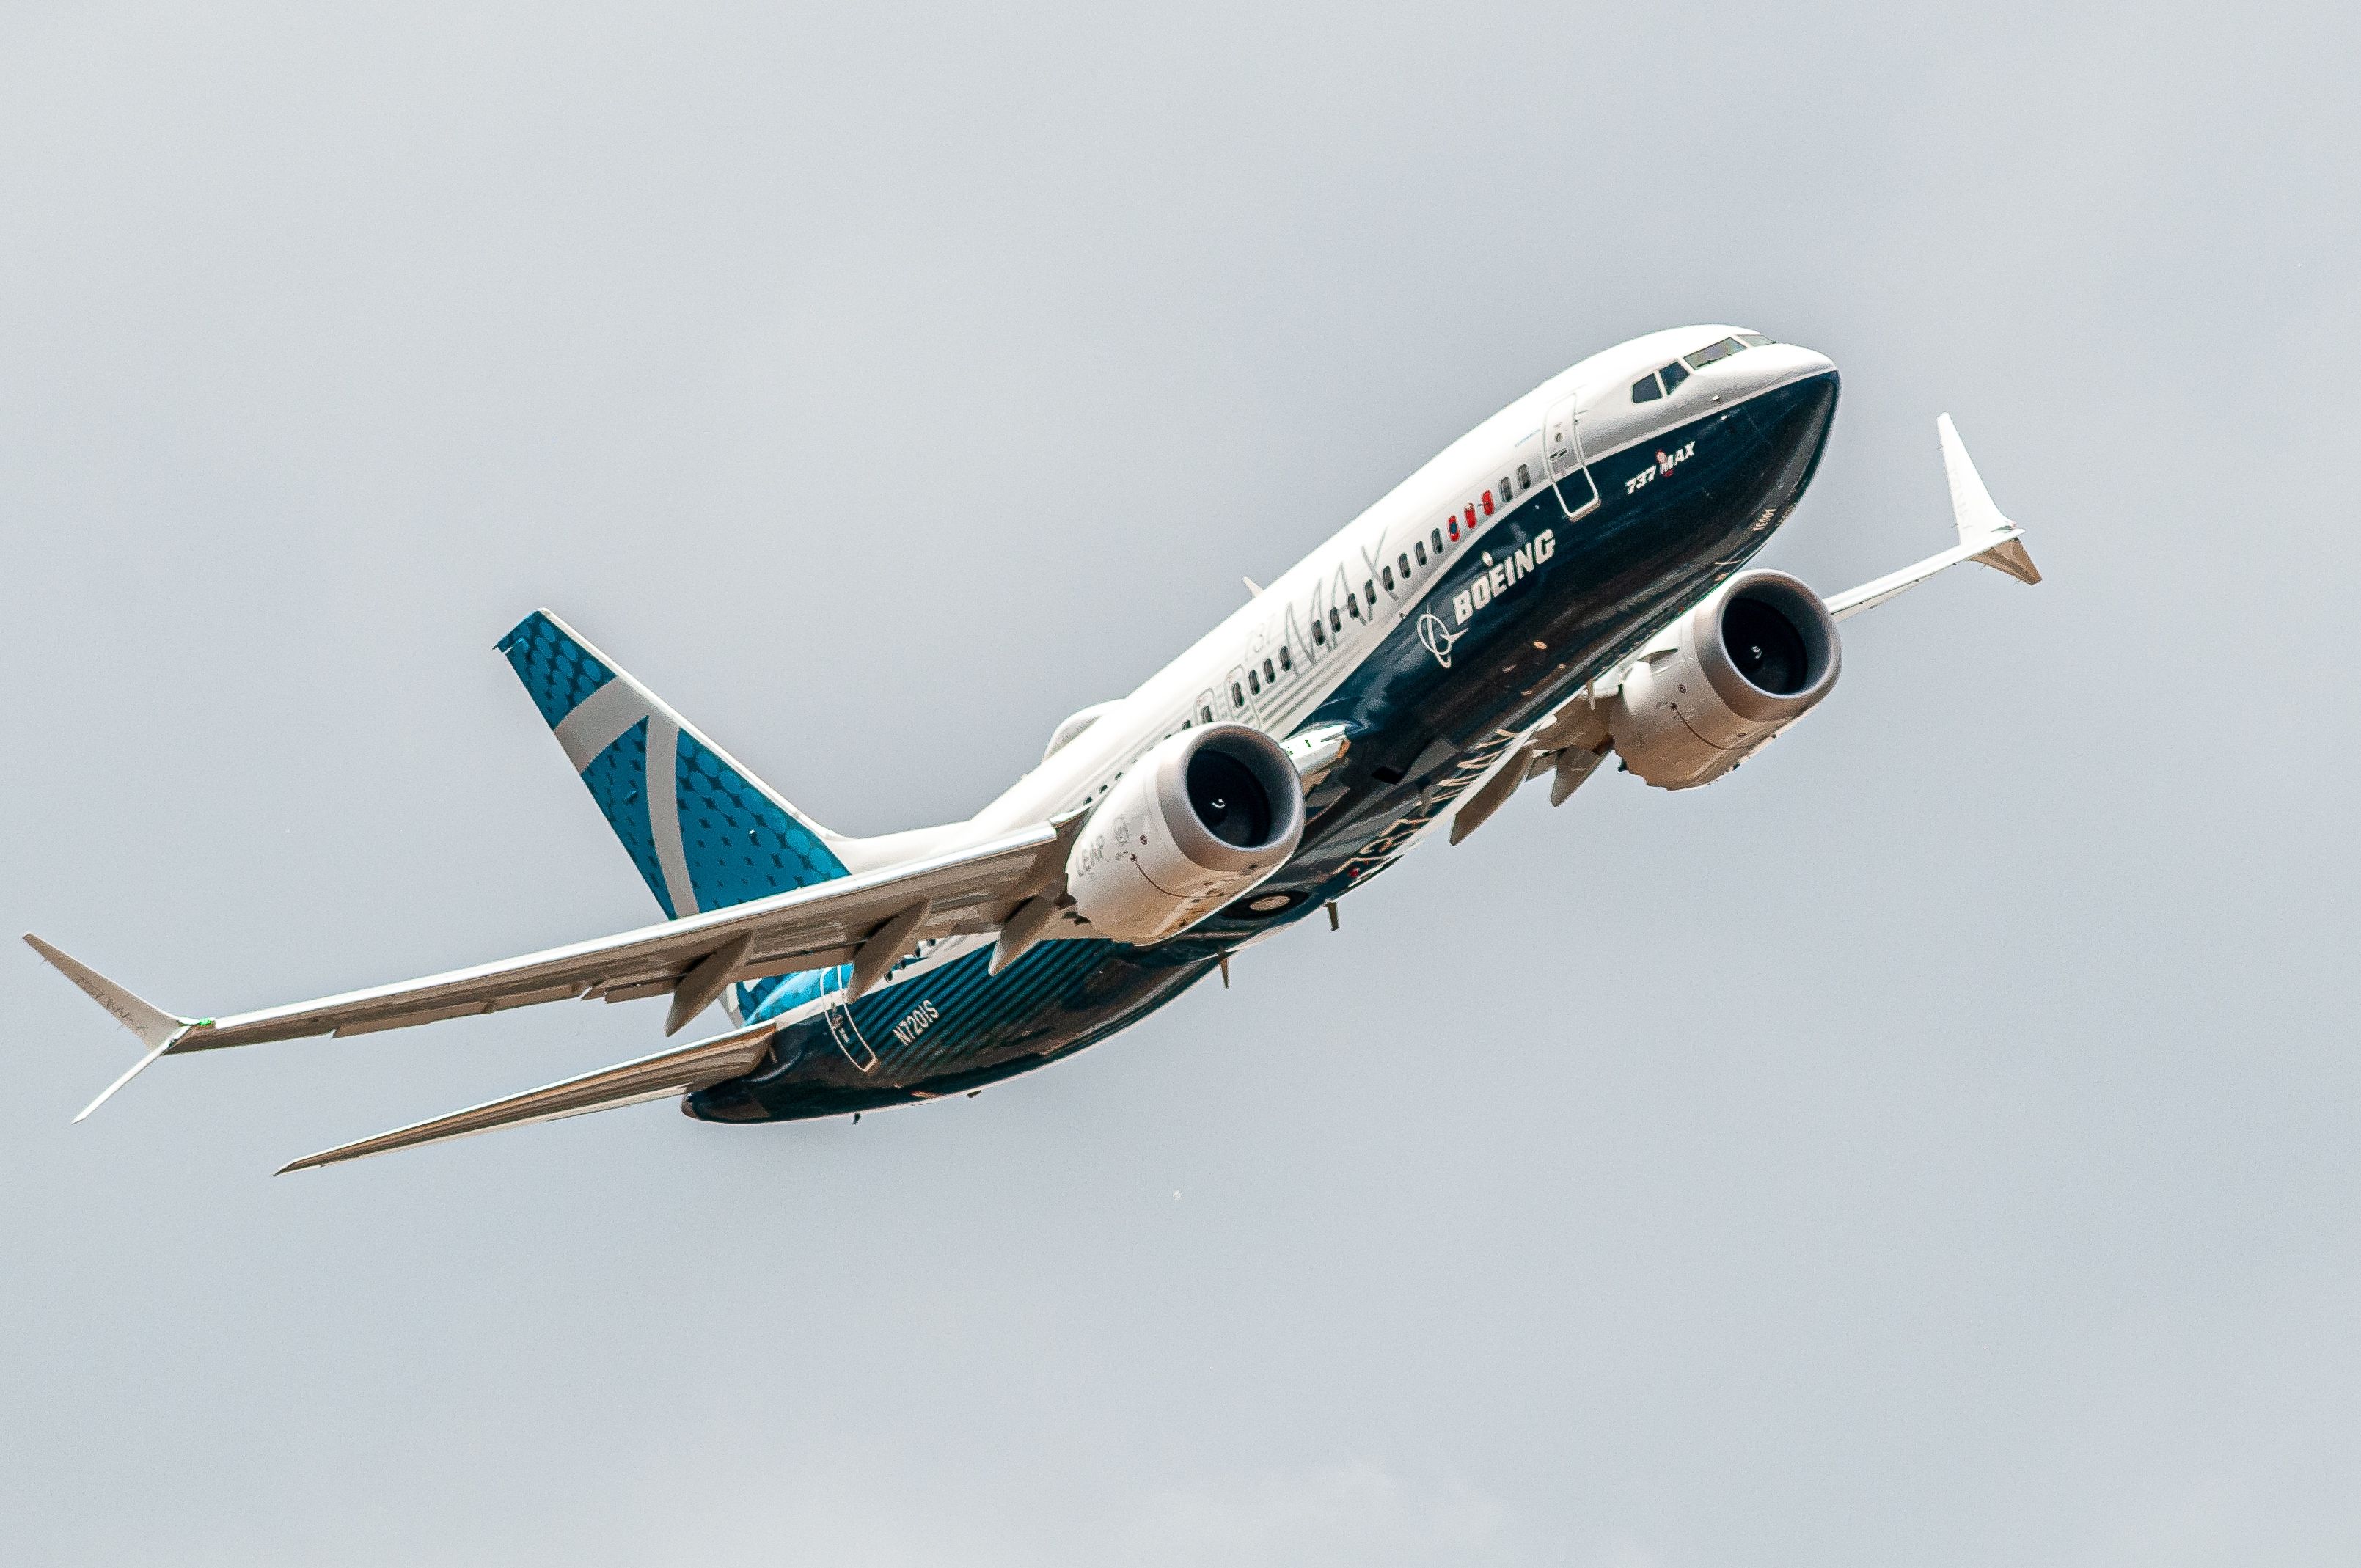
[1609, 570, 1842, 789]
[1065, 723, 1306, 944]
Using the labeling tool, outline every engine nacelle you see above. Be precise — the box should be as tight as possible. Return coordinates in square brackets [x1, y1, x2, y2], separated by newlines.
[1609, 570, 1842, 789]
[1065, 724, 1306, 945]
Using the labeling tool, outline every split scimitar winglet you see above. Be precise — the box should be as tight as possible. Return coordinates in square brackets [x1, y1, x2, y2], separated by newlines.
[22, 934, 201, 1121]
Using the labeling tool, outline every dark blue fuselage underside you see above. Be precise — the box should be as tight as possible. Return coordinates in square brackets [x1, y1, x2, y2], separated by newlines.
[687, 372, 1840, 1124]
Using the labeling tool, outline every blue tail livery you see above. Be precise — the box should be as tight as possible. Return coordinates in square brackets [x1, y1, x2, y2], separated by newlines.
[497, 609, 851, 922]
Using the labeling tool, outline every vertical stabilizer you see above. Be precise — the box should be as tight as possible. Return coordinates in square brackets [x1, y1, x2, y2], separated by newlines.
[498, 610, 853, 926]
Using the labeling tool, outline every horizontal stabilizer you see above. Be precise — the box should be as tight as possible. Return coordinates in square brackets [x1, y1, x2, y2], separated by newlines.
[277, 1020, 780, 1174]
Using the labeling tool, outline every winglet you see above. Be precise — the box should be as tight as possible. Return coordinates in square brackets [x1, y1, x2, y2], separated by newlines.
[1824, 416, 2045, 622]
[23, 934, 199, 1121]
[1938, 414, 2042, 585]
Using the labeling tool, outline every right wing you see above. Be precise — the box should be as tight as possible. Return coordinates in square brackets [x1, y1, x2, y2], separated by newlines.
[30, 815, 1081, 1110]
[1823, 413, 2040, 619]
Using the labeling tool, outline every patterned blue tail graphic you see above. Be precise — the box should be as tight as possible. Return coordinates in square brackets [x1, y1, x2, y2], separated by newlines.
[498, 612, 851, 1011]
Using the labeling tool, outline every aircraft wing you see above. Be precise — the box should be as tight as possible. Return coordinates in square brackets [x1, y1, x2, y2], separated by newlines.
[29, 817, 1080, 1116]
[276, 1019, 783, 1174]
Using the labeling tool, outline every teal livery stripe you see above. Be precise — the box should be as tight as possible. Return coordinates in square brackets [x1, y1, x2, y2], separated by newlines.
[579, 719, 673, 917]
[498, 611, 852, 969]
[499, 613, 614, 728]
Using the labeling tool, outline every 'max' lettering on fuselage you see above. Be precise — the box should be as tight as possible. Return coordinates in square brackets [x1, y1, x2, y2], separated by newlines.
[1450, 527, 1556, 627]
[1624, 441, 1696, 496]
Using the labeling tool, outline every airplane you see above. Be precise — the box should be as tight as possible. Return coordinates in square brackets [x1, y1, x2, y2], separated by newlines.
[27, 325, 2040, 1173]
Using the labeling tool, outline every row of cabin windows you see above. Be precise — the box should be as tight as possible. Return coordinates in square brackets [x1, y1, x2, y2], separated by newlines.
[1434, 464, 1536, 549]
[1202, 642, 1303, 717]
[1289, 457, 1550, 658]
[1190, 451, 1550, 719]
[1631, 333, 1775, 403]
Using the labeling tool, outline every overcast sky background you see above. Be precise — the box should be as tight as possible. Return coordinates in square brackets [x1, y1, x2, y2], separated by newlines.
[4, 4, 2356, 1564]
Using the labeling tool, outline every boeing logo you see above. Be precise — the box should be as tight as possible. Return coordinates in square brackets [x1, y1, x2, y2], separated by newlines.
[1416, 612, 1462, 668]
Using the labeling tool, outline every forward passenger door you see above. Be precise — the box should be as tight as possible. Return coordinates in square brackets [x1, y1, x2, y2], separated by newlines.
[1542, 395, 1600, 521]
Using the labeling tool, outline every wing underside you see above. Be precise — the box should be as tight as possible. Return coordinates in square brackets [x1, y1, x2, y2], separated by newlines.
[276, 1019, 781, 1173]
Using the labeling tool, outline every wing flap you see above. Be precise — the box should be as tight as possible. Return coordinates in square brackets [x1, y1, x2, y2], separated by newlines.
[277, 1019, 780, 1173]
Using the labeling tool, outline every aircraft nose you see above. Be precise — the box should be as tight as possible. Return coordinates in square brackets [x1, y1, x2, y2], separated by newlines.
[1740, 340, 1837, 389]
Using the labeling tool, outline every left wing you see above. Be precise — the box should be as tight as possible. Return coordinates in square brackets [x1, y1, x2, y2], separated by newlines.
[30, 816, 1082, 1118]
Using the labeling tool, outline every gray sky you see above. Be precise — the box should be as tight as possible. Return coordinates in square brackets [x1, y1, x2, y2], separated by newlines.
[4, 3, 2356, 1563]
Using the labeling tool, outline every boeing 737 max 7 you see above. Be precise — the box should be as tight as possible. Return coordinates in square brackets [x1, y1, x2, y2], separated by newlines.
[29, 326, 2040, 1172]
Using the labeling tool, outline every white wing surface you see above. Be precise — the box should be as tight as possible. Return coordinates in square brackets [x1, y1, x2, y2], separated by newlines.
[30, 818, 1079, 1085]
[1824, 413, 2040, 619]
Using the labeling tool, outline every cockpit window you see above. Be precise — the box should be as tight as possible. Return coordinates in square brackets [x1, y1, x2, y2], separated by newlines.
[1737, 333, 1774, 347]
[1631, 373, 1663, 403]
[1659, 359, 1691, 393]
[1684, 337, 1745, 370]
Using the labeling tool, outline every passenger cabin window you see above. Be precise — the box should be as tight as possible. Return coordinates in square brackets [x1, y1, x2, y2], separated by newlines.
[1398, 552, 1410, 579]
[1347, 593, 1360, 618]
[1312, 621, 1326, 645]
[1633, 373, 1663, 402]
[1380, 565, 1394, 590]
[1498, 475, 1512, 503]
[1329, 607, 1342, 631]
[1414, 541, 1427, 566]
[1262, 658, 1275, 683]
[1517, 463, 1531, 490]
[1481, 490, 1494, 516]
[1279, 646, 1292, 670]
[1684, 337, 1744, 370]
[1230, 683, 1244, 706]
[1366, 578, 1377, 603]
[1447, 516, 1460, 539]
[1431, 527, 1444, 552]
[1659, 359, 1691, 393]
[1201, 704, 1215, 724]
[1248, 669, 1261, 694]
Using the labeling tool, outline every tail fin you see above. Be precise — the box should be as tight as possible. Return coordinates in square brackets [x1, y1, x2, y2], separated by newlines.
[497, 611, 851, 924]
